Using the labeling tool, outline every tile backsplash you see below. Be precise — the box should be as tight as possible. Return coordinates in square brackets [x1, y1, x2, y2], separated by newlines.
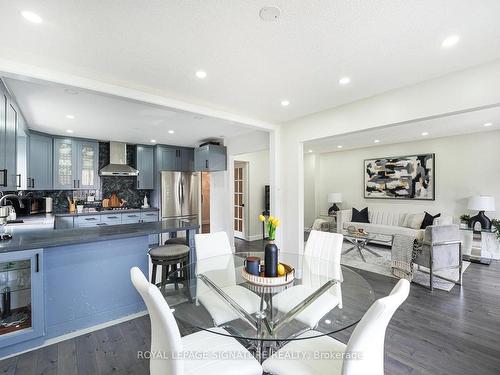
[17, 142, 153, 213]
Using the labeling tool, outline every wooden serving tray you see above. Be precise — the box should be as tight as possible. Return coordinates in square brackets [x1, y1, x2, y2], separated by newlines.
[241, 262, 294, 286]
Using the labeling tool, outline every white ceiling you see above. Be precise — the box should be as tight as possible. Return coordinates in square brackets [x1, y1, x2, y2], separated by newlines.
[4, 77, 259, 146]
[1, 1, 500, 123]
[304, 106, 500, 153]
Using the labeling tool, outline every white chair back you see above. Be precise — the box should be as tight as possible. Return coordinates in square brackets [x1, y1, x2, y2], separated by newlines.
[195, 231, 233, 260]
[342, 279, 410, 375]
[195, 232, 236, 295]
[130, 267, 183, 375]
[303, 230, 344, 306]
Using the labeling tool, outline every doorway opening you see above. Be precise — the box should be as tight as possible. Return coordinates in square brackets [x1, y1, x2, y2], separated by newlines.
[201, 172, 211, 233]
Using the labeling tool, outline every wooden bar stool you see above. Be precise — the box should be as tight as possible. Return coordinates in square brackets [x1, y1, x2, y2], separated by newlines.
[149, 244, 189, 290]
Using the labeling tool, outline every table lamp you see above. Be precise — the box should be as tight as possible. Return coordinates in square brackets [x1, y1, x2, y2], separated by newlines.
[328, 193, 342, 215]
[468, 195, 496, 230]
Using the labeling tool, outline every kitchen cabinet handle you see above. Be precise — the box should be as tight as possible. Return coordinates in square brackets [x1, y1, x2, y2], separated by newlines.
[205, 160, 208, 169]
[96, 223, 107, 226]
[35, 253, 40, 273]
[78, 180, 80, 188]
[107, 216, 119, 219]
[127, 215, 139, 218]
[137, 180, 140, 188]
[85, 217, 98, 221]
[0, 169, 7, 187]
[73, 180, 76, 188]
[32, 178, 35, 189]
[16, 174, 21, 188]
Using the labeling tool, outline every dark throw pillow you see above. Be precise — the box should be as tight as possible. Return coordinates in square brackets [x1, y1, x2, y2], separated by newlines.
[352, 207, 370, 223]
[420, 212, 441, 229]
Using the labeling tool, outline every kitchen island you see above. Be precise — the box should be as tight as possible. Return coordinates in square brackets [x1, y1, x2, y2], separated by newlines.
[0, 218, 198, 358]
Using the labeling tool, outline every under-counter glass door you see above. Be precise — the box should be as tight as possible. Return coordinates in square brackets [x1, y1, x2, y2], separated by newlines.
[77, 141, 98, 189]
[0, 259, 32, 335]
[0, 249, 43, 348]
[54, 138, 75, 190]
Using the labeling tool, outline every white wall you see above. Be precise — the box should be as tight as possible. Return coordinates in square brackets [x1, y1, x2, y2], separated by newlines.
[210, 130, 272, 246]
[306, 131, 500, 222]
[235, 149, 270, 240]
[303, 153, 317, 228]
[282, 59, 500, 253]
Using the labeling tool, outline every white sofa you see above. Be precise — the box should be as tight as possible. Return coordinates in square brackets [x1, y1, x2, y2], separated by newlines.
[336, 209, 453, 243]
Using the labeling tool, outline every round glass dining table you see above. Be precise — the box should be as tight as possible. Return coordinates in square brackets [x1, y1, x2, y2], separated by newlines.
[163, 251, 374, 358]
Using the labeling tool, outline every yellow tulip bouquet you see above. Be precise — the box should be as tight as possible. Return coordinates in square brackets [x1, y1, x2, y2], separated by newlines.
[259, 214, 280, 241]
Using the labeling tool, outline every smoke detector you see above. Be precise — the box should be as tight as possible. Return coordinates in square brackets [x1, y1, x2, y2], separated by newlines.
[259, 6, 281, 22]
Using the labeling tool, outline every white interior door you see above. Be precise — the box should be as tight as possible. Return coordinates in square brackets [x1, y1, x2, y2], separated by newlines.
[234, 162, 247, 239]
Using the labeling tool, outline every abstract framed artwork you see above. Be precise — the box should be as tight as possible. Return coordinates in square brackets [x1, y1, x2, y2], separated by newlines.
[364, 153, 435, 200]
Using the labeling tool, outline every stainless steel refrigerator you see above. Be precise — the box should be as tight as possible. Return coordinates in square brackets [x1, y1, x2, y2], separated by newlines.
[160, 171, 200, 223]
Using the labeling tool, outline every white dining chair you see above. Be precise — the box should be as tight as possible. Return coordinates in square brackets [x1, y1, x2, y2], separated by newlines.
[262, 279, 410, 375]
[194, 232, 263, 326]
[130, 267, 262, 375]
[272, 230, 344, 329]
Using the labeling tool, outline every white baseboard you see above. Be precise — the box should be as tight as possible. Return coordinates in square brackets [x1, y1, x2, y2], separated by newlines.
[0, 311, 148, 361]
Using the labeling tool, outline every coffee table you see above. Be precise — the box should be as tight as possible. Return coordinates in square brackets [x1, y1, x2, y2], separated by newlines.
[342, 231, 392, 262]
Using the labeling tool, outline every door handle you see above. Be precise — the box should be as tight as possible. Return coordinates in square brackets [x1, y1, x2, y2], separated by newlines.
[0, 169, 7, 187]
[16, 174, 21, 188]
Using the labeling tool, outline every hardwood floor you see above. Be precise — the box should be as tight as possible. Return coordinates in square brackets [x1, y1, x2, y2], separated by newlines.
[1, 238, 499, 374]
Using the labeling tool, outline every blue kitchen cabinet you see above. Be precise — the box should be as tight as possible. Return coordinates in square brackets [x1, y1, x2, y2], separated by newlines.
[0, 249, 44, 349]
[16, 113, 28, 190]
[136, 145, 154, 189]
[194, 144, 227, 171]
[53, 138, 98, 190]
[0, 84, 18, 191]
[28, 133, 53, 190]
[155, 145, 194, 172]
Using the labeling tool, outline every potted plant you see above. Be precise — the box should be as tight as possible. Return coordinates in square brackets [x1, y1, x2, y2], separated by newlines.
[459, 214, 470, 229]
[492, 219, 500, 242]
[258, 214, 281, 277]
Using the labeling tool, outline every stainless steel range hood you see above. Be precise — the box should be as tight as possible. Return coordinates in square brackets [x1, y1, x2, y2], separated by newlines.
[99, 142, 139, 176]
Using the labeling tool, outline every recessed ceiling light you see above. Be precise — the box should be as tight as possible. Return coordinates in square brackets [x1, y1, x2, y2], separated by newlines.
[339, 77, 351, 85]
[259, 6, 281, 22]
[337, 145, 343, 149]
[195, 70, 207, 79]
[421, 132, 429, 136]
[168, 130, 175, 134]
[21, 11, 43, 24]
[374, 139, 380, 143]
[150, 139, 157, 143]
[281, 100, 290, 107]
[66, 129, 74, 134]
[308, 149, 313, 153]
[66, 114, 75, 119]
[441, 35, 460, 48]
[484, 122, 493, 127]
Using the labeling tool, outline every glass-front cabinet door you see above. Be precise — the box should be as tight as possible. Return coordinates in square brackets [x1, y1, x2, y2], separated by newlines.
[76, 141, 98, 189]
[0, 249, 44, 349]
[53, 138, 76, 189]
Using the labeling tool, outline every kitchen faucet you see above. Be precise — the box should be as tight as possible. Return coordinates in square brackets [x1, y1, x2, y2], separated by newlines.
[0, 194, 24, 208]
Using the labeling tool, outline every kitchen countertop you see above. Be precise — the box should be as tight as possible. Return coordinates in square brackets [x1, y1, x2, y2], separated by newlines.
[53, 207, 159, 217]
[0, 218, 198, 253]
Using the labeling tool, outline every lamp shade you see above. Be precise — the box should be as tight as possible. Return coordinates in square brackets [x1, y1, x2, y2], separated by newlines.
[328, 193, 342, 203]
[468, 195, 496, 211]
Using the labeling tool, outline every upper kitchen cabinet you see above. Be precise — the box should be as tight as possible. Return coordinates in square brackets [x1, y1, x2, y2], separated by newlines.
[0, 84, 18, 191]
[155, 145, 194, 172]
[136, 145, 154, 189]
[194, 144, 227, 171]
[53, 138, 98, 190]
[28, 133, 53, 190]
[16, 113, 28, 190]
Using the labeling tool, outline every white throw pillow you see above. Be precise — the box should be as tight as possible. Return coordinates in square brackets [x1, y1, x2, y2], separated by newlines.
[404, 213, 425, 229]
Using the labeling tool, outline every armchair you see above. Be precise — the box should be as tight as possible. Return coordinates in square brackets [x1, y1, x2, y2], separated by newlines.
[413, 224, 462, 291]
